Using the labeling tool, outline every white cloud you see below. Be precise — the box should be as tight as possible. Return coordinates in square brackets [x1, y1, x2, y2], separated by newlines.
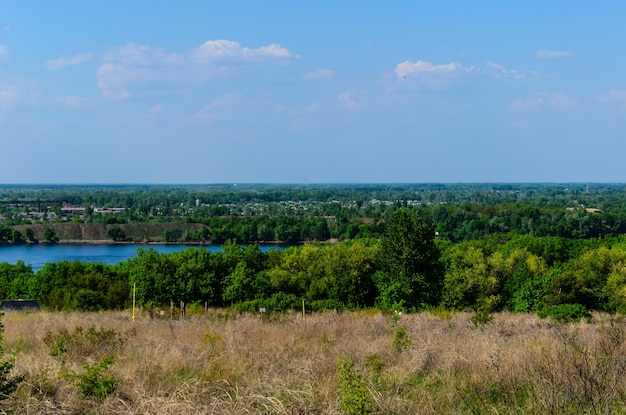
[510, 92, 577, 112]
[486, 61, 525, 79]
[97, 63, 130, 99]
[148, 104, 166, 117]
[395, 60, 470, 79]
[597, 89, 626, 102]
[103, 44, 181, 66]
[0, 85, 17, 107]
[596, 90, 626, 110]
[192, 40, 294, 63]
[303, 68, 334, 80]
[0, 45, 10, 58]
[45, 53, 92, 70]
[56, 96, 89, 109]
[337, 91, 365, 111]
[537, 50, 574, 59]
[96, 40, 296, 99]
[394, 60, 530, 87]
[191, 94, 240, 122]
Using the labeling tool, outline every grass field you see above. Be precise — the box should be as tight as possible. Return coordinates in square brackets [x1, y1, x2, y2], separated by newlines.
[3, 309, 626, 414]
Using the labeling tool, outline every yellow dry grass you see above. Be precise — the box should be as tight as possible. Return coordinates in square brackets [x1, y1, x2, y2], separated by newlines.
[2, 309, 626, 414]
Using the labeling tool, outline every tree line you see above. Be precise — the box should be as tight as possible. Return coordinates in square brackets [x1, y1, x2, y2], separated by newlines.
[3, 209, 626, 316]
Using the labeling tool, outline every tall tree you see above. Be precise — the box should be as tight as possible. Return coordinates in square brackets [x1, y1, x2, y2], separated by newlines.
[374, 209, 443, 310]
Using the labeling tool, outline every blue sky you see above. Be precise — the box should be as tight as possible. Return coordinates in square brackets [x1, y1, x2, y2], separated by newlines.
[1, 1, 626, 183]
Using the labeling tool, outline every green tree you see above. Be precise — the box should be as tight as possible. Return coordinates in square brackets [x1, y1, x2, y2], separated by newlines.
[374, 209, 443, 310]
[441, 246, 500, 311]
[43, 227, 58, 242]
[24, 227, 35, 242]
[107, 226, 126, 242]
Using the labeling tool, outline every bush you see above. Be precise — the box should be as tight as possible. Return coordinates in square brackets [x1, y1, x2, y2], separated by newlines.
[74, 289, 106, 311]
[263, 293, 300, 312]
[336, 355, 376, 415]
[392, 326, 411, 352]
[309, 299, 345, 312]
[0, 307, 22, 401]
[538, 303, 591, 323]
[68, 356, 117, 400]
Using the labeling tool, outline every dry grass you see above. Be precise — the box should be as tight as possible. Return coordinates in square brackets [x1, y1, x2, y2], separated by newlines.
[3, 310, 626, 414]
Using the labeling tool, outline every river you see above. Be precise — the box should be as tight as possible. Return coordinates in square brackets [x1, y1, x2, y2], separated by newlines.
[0, 243, 285, 271]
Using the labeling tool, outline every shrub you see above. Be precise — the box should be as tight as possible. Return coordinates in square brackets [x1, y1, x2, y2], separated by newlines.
[68, 356, 117, 400]
[0, 307, 22, 401]
[538, 303, 591, 323]
[336, 355, 376, 415]
[309, 299, 345, 312]
[392, 326, 411, 352]
[43, 325, 127, 364]
[471, 306, 494, 327]
[74, 289, 106, 311]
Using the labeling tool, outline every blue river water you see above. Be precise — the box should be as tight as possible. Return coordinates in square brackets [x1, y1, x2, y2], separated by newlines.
[0, 244, 285, 271]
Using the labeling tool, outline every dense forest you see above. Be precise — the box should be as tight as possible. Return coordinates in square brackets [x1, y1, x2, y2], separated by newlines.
[2, 183, 626, 318]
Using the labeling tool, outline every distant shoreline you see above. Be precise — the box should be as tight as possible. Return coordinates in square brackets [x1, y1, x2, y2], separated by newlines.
[0, 239, 290, 246]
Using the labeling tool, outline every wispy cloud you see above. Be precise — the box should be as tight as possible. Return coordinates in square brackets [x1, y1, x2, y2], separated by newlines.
[147, 104, 166, 118]
[597, 89, 626, 102]
[0, 45, 10, 58]
[0, 85, 17, 107]
[102, 44, 181, 66]
[45, 53, 92, 70]
[596, 89, 626, 110]
[303, 68, 334, 80]
[96, 40, 297, 99]
[56, 96, 89, 109]
[191, 94, 243, 123]
[394, 59, 531, 86]
[97, 63, 131, 99]
[537, 50, 574, 59]
[337, 91, 365, 111]
[192, 40, 294, 63]
[395, 60, 471, 79]
[510, 92, 577, 112]
[486, 61, 525, 79]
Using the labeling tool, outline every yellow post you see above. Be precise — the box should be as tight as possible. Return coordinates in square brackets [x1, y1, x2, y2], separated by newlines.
[132, 282, 136, 323]
[302, 299, 305, 319]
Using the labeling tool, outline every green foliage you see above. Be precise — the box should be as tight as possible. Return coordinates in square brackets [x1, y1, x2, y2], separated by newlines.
[163, 228, 183, 242]
[538, 303, 591, 323]
[74, 289, 106, 311]
[43, 227, 58, 241]
[336, 355, 376, 415]
[0, 307, 22, 402]
[33, 262, 129, 311]
[392, 326, 410, 352]
[375, 209, 443, 310]
[43, 326, 127, 365]
[67, 356, 117, 400]
[24, 227, 35, 241]
[471, 305, 494, 327]
[441, 245, 501, 311]
[0, 261, 34, 299]
[106, 226, 126, 241]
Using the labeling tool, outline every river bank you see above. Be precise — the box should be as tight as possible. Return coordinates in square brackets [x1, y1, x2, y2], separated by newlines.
[6, 223, 303, 246]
